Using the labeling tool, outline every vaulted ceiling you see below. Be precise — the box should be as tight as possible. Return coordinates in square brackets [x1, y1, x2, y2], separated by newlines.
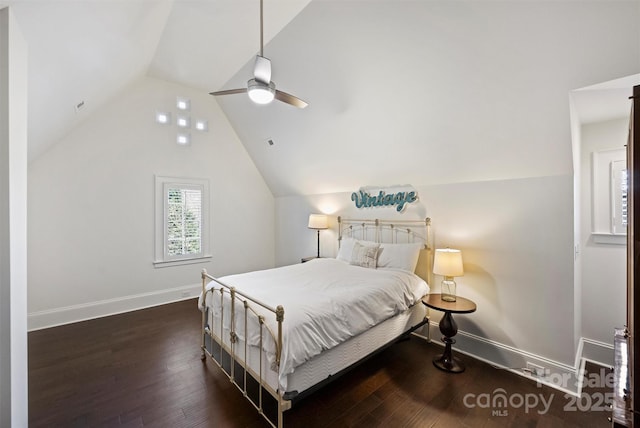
[4, 0, 639, 197]
[5, 0, 310, 161]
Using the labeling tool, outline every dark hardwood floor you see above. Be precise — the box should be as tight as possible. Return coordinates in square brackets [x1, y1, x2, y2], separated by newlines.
[29, 299, 613, 427]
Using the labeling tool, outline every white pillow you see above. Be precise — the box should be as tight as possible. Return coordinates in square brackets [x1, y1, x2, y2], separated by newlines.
[349, 241, 380, 269]
[377, 242, 423, 273]
[336, 237, 356, 262]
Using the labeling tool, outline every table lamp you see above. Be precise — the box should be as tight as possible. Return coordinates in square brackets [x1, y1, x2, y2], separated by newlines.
[308, 214, 328, 258]
[433, 248, 464, 302]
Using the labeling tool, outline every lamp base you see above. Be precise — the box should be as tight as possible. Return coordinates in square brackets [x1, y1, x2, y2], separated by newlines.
[441, 278, 457, 302]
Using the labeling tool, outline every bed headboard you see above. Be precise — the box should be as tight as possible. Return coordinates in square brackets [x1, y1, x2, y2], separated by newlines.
[337, 217, 433, 285]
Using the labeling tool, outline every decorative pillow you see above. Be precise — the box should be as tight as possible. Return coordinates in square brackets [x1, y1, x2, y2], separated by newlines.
[349, 241, 380, 269]
[337, 238, 378, 262]
[377, 242, 423, 273]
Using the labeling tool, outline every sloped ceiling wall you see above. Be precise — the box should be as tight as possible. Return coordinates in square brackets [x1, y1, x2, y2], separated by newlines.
[218, 0, 640, 197]
[6, 1, 173, 160]
[4, 0, 639, 195]
[4, 0, 310, 161]
[148, 0, 311, 91]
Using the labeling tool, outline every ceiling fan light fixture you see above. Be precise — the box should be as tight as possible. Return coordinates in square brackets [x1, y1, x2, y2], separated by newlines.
[247, 79, 275, 104]
[209, 0, 307, 108]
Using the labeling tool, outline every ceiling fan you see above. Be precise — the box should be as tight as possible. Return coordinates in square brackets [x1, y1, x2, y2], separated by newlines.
[209, 0, 308, 109]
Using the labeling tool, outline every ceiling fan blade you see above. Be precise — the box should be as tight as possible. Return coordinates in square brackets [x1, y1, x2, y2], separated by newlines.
[209, 88, 247, 96]
[253, 55, 271, 84]
[275, 90, 308, 109]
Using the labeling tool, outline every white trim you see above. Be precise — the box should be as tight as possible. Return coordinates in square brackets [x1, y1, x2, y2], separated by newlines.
[421, 320, 617, 396]
[579, 337, 614, 367]
[421, 321, 582, 396]
[154, 175, 210, 266]
[575, 358, 588, 394]
[591, 232, 626, 245]
[592, 148, 626, 237]
[27, 283, 202, 331]
[574, 335, 585, 370]
[153, 254, 212, 268]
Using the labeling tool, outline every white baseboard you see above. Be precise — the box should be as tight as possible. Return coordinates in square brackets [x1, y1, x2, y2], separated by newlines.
[417, 322, 599, 396]
[579, 337, 614, 368]
[27, 283, 202, 331]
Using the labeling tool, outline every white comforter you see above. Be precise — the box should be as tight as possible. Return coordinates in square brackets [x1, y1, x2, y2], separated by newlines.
[200, 258, 429, 388]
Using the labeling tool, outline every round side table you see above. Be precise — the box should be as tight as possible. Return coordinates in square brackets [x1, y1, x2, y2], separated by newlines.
[422, 294, 477, 373]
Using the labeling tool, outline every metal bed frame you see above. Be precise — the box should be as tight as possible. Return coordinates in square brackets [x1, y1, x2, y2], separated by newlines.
[200, 217, 432, 428]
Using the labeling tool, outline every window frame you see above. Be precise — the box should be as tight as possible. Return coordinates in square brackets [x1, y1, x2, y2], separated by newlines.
[154, 175, 211, 268]
[591, 148, 626, 245]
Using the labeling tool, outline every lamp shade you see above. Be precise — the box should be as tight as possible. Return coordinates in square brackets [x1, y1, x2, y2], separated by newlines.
[433, 249, 464, 277]
[308, 214, 328, 230]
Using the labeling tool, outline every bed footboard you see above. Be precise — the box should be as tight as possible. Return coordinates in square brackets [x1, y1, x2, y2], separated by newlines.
[200, 269, 289, 428]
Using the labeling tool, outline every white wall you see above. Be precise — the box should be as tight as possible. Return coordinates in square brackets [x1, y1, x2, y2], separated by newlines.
[27, 76, 275, 329]
[275, 175, 576, 367]
[579, 118, 628, 362]
[0, 6, 28, 426]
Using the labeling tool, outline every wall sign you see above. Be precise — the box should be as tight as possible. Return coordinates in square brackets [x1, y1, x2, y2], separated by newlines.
[351, 185, 418, 212]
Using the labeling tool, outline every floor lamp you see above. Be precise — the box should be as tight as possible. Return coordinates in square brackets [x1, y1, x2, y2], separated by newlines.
[308, 214, 328, 258]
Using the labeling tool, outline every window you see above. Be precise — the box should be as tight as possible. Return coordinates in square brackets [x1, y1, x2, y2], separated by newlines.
[611, 160, 628, 233]
[591, 148, 626, 244]
[154, 176, 211, 267]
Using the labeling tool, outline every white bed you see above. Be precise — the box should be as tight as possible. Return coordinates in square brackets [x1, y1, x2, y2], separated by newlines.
[199, 217, 432, 428]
